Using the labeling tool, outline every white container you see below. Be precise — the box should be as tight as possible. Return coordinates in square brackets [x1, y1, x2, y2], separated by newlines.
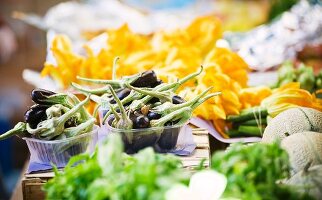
[23, 126, 98, 167]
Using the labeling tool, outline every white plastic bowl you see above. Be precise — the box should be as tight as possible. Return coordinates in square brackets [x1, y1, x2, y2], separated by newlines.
[23, 125, 99, 167]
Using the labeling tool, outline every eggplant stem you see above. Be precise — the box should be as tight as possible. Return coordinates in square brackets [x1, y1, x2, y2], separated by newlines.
[63, 118, 95, 137]
[76, 76, 121, 87]
[107, 101, 120, 121]
[125, 83, 172, 102]
[71, 82, 110, 95]
[150, 107, 191, 127]
[57, 95, 91, 126]
[67, 93, 92, 121]
[0, 122, 26, 140]
[108, 85, 128, 122]
[174, 87, 213, 110]
[191, 92, 221, 110]
[173, 65, 203, 91]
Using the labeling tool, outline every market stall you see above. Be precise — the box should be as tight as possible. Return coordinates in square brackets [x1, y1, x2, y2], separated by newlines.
[1, 0, 322, 199]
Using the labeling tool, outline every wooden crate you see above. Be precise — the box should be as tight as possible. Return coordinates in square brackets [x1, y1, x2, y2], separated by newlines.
[20, 128, 210, 200]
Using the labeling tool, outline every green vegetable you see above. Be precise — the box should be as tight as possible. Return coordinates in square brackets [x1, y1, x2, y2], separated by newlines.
[297, 64, 315, 91]
[237, 118, 267, 126]
[26, 95, 91, 140]
[227, 106, 268, 123]
[107, 85, 133, 130]
[44, 134, 189, 200]
[273, 61, 320, 92]
[0, 122, 26, 140]
[0, 95, 93, 140]
[102, 66, 204, 124]
[238, 125, 264, 136]
[149, 92, 219, 128]
[211, 142, 313, 199]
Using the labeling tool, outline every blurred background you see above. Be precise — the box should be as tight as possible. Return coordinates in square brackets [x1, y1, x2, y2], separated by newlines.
[0, 0, 321, 199]
[0, 1, 65, 199]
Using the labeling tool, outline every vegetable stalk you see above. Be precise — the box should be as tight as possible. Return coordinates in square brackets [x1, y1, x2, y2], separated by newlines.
[0, 122, 26, 140]
[227, 107, 268, 123]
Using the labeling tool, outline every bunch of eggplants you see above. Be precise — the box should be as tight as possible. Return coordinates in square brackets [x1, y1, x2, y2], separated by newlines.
[0, 89, 95, 141]
[72, 67, 220, 153]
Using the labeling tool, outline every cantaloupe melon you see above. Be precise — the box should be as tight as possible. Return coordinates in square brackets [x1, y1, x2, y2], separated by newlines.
[262, 107, 322, 143]
[281, 131, 322, 173]
[284, 164, 322, 199]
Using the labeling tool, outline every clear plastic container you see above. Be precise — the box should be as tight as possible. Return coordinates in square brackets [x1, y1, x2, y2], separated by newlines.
[23, 126, 99, 168]
[106, 123, 183, 154]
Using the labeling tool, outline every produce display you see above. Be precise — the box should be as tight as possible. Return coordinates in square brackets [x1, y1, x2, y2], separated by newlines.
[221, 83, 322, 138]
[3, 1, 322, 199]
[0, 89, 94, 140]
[0, 89, 97, 166]
[41, 16, 252, 128]
[72, 65, 220, 152]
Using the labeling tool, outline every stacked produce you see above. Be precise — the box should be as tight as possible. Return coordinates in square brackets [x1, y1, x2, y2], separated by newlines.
[0, 89, 94, 140]
[262, 107, 322, 199]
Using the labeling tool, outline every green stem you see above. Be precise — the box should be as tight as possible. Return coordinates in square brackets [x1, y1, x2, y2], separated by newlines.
[76, 76, 122, 87]
[68, 93, 91, 121]
[150, 107, 191, 127]
[226, 129, 240, 137]
[43, 94, 74, 109]
[57, 95, 91, 125]
[62, 118, 95, 137]
[227, 107, 268, 123]
[238, 125, 264, 137]
[71, 83, 110, 95]
[107, 101, 120, 121]
[0, 122, 26, 140]
[238, 118, 267, 126]
[173, 66, 203, 91]
[108, 85, 129, 123]
[125, 82, 172, 102]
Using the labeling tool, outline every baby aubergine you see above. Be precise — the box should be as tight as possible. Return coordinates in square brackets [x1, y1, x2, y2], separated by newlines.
[133, 115, 150, 129]
[147, 111, 161, 120]
[109, 88, 131, 104]
[31, 89, 56, 105]
[131, 70, 158, 88]
[172, 95, 185, 104]
[24, 104, 49, 129]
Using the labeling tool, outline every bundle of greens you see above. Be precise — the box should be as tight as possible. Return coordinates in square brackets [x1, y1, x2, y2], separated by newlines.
[211, 142, 314, 200]
[44, 134, 189, 200]
[0, 89, 94, 141]
[273, 61, 322, 92]
[226, 106, 267, 137]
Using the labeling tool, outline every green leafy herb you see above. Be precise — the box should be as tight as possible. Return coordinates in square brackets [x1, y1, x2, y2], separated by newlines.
[43, 135, 189, 200]
[211, 142, 313, 200]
